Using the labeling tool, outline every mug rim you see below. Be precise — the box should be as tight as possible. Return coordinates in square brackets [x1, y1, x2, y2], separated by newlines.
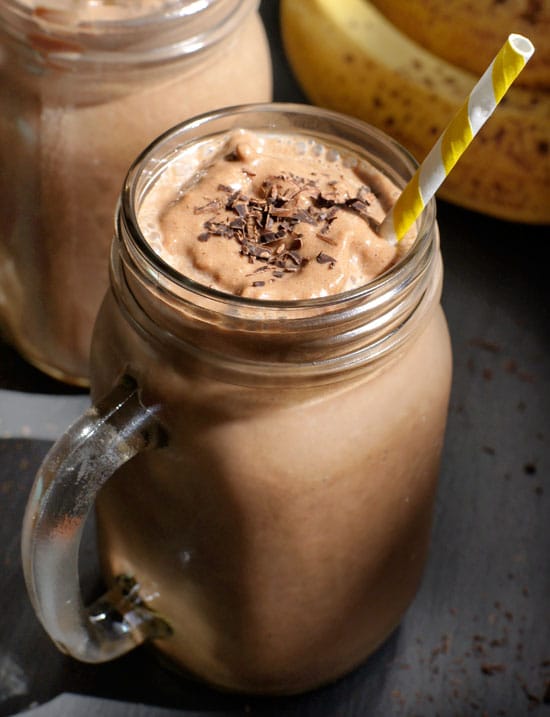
[0, 0, 256, 64]
[118, 101, 437, 312]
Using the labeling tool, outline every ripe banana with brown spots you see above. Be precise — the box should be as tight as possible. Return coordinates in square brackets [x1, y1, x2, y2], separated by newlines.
[280, 0, 550, 223]
[368, 0, 550, 91]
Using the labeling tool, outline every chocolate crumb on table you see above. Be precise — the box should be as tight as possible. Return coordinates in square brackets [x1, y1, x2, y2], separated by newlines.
[481, 663, 506, 675]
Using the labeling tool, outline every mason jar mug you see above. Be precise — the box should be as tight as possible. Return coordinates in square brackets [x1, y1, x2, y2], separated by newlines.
[22, 104, 452, 695]
[0, 0, 272, 385]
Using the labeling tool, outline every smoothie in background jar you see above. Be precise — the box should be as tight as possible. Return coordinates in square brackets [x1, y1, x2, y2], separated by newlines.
[0, 0, 272, 385]
[89, 107, 452, 693]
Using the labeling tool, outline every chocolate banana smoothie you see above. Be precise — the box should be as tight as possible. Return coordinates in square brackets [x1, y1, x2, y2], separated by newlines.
[89, 111, 452, 694]
[138, 130, 414, 298]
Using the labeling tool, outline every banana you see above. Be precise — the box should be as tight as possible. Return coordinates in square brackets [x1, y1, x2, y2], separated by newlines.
[280, 0, 550, 224]
[368, 0, 550, 91]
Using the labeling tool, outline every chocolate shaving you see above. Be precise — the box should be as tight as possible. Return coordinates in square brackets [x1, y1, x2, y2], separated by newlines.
[348, 199, 370, 217]
[202, 220, 233, 239]
[192, 170, 379, 285]
[234, 203, 248, 218]
[259, 231, 279, 245]
[317, 233, 337, 245]
[194, 199, 223, 214]
[293, 208, 318, 225]
[286, 250, 303, 265]
[316, 251, 336, 265]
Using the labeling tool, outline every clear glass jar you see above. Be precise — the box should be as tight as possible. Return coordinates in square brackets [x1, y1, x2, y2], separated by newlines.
[22, 105, 452, 696]
[0, 0, 272, 385]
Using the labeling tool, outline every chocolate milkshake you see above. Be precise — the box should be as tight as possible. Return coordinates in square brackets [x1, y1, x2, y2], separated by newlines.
[89, 109, 452, 693]
[21, 105, 452, 696]
[138, 129, 415, 299]
[0, 0, 272, 384]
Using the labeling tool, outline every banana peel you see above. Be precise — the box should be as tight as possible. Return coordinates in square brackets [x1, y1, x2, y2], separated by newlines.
[368, 0, 550, 91]
[280, 0, 550, 224]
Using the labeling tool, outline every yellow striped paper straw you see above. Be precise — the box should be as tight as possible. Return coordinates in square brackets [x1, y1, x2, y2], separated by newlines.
[379, 33, 535, 244]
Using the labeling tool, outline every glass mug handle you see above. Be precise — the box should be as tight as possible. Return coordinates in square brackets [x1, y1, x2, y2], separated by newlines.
[21, 375, 172, 662]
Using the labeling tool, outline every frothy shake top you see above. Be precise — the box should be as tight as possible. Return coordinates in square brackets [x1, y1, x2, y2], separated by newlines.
[138, 130, 415, 300]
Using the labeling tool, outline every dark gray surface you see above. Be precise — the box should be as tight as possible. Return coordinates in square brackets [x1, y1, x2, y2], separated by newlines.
[1, 1, 549, 715]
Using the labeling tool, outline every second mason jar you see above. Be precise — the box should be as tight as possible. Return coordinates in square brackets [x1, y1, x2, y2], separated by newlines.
[0, 0, 272, 385]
